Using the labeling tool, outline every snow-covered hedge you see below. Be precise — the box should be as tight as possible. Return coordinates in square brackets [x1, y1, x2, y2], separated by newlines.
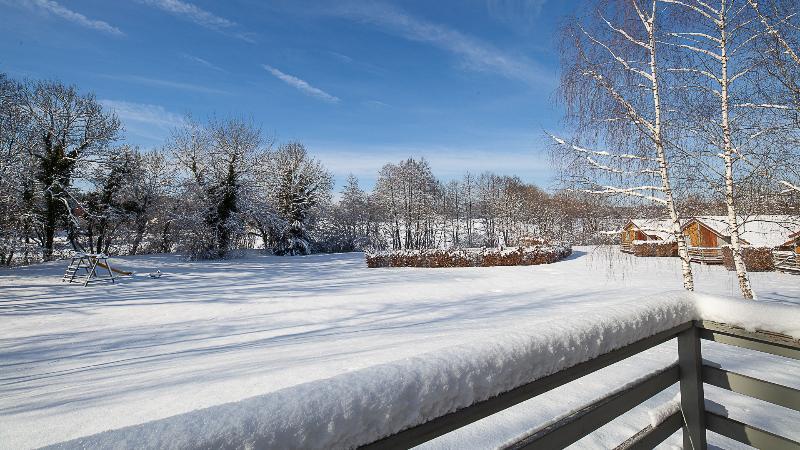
[48, 294, 800, 450]
[365, 244, 572, 268]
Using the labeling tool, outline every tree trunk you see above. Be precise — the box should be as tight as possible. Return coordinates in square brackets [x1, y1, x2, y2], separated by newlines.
[647, 0, 694, 291]
[718, 2, 754, 299]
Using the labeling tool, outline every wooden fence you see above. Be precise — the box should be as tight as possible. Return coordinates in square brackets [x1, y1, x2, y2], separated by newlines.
[360, 321, 799, 449]
[687, 247, 724, 264]
[774, 251, 800, 274]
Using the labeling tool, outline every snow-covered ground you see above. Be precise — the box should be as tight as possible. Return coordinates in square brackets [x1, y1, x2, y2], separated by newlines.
[1, 247, 798, 449]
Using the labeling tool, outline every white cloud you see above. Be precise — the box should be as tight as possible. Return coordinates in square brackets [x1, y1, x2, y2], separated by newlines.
[180, 53, 226, 72]
[100, 99, 186, 144]
[137, 0, 255, 42]
[486, 0, 548, 34]
[262, 65, 340, 103]
[100, 99, 186, 129]
[327, 2, 550, 85]
[17, 0, 124, 36]
[101, 74, 228, 95]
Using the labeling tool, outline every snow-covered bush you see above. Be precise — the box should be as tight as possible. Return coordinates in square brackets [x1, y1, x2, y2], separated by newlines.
[365, 243, 572, 268]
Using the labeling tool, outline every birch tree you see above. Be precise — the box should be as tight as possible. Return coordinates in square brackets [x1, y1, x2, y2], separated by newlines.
[555, 0, 696, 290]
[660, 0, 792, 299]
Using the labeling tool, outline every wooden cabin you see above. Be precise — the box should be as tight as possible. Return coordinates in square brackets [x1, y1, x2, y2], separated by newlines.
[774, 231, 800, 273]
[620, 220, 671, 253]
[681, 218, 730, 263]
[682, 216, 800, 267]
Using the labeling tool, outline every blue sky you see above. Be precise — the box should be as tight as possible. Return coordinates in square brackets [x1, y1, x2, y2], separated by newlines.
[0, 0, 580, 190]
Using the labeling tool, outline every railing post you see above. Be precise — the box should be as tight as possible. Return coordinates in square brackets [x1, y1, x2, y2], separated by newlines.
[678, 323, 707, 450]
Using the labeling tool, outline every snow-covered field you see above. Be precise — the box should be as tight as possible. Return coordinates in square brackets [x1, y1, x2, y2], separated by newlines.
[1, 247, 799, 449]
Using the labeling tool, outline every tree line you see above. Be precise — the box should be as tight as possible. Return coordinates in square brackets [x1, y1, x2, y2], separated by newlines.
[1, 72, 636, 265]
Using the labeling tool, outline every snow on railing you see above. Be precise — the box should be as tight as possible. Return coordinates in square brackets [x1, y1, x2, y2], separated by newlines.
[48, 294, 800, 450]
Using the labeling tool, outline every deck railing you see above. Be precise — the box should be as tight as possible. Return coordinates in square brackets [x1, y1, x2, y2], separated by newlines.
[620, 242, 634, 253]
[687, 247, 724, 264]
[360, 321, 799, 449]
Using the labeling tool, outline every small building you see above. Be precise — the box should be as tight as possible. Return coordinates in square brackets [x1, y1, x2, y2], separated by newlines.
[620, 219, 673, 253]
[774, 230, 800, 273]
[682, 216, 800, 265]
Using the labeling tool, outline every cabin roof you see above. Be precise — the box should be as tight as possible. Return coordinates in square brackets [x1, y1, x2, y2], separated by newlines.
[683, 216, 800, 248]
[627, 219, 675, 241]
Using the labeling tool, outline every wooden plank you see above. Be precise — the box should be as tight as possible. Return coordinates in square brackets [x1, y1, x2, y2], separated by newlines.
[697, 321, 800, 361]
[679, 326, 707, 450]
[504, 364, 679, 450]
[613, 412, 682, 450]
[703, 365, 800, 412]
[358, 322, 691, 449]
[706, 411, 800, 450]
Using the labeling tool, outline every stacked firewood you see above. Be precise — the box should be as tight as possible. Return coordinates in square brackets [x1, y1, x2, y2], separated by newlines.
[365, 244, 572, 268]
[631, 241, 678, 257]
[722, 246, 775, 272]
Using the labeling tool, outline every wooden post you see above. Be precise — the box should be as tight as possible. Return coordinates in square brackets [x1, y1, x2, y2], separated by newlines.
[678, 324, 707, 449]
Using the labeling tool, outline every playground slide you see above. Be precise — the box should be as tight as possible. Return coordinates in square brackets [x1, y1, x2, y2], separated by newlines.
[95, 261, 133, 276]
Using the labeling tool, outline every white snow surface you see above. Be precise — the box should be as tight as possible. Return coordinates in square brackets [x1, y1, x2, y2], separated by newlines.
[1, 247, 799, 449]
[647, 394, 680, 428]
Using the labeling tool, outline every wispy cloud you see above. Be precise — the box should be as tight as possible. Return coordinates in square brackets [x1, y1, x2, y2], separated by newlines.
[262, 65, 340, 103]
[100, 99, 186, 144]
[326, 2, 549, 85]
[101, 74, 228, 95]
[137, 0, 255, 42]
[486, 0, 548, 34]
[180, 53, 226, 72]
[14, 0, 124, 36]
[100, 99, 186, 128]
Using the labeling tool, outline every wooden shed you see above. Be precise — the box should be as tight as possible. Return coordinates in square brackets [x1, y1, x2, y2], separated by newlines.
[620, 219, 672, 253]
[681, 218, 730, 264]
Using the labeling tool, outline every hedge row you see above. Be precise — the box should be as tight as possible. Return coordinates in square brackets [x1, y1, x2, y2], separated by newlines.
[365, 244, 572, 268]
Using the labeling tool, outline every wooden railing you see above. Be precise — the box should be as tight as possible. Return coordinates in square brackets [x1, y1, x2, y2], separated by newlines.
[687, 247, 723, 264]
[360, 321, 800, 449]
[620, 242, 634, 253]
[774, 250, 800, 273]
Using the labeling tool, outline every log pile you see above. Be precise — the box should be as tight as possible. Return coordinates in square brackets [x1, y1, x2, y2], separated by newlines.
[365, 244, 572, 268]
[722, 246, 775, 272]
[631, 241, 678, 257]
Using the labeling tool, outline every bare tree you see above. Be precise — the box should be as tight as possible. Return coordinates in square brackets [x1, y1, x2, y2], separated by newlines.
[168, 117, 265, 259]
[554, 0, 696, 290]
[20, 79, 121, 259]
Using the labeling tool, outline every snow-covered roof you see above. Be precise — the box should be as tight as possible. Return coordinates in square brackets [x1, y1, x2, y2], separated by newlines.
[628, 219, 676, 241]
[688, 216, 800, 247]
